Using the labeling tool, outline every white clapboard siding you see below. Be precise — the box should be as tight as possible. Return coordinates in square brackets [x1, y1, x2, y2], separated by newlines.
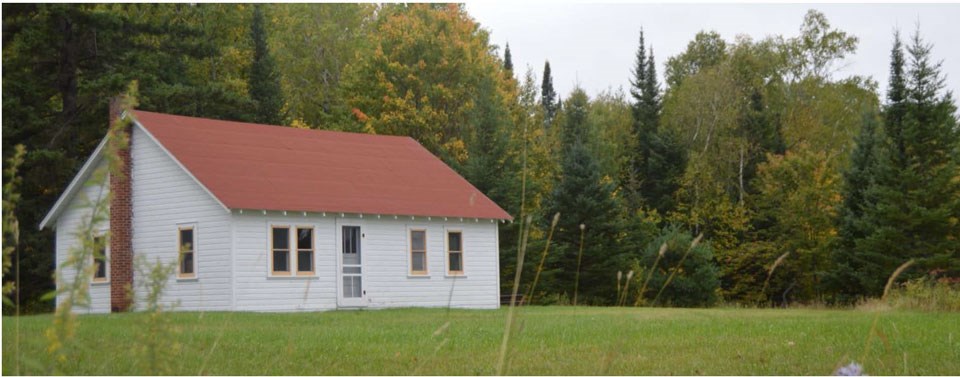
[362, 220, 500, 309]
[232, 213, 499, 311]
[130, 126, 232, 311]
[232, 212, 338, 312]
[55, 160, 111, 314]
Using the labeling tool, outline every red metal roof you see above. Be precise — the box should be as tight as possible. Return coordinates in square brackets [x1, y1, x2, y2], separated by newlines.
[133, 110, 512, 220]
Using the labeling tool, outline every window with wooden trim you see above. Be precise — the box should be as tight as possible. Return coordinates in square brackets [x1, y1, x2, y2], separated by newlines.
[447, 231, 463, 275]
[93, 236, 108, 282]
[178, 227, 196, 279]
[410, 229, 427, 275]
[296, 227, 314, 275]
[271, 226, 291, 275]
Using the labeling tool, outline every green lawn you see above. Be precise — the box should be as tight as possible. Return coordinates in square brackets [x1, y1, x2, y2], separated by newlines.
[3, 306, 958, 375]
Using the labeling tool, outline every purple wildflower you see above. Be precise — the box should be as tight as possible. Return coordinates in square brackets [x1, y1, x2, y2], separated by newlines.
[834, 362, 866, 376]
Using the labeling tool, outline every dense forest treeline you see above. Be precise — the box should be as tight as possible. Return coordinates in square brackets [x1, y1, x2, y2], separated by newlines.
[2, 4, 957, 311]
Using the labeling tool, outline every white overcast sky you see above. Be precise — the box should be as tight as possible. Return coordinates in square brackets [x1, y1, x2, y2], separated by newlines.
[465, 2, 960, 101]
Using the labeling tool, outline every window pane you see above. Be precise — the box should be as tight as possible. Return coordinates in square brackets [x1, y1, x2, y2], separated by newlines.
[353, 228, 361, 257]
[298, 228, 312, 250]
[411, 230, 425, 251]
[95, 259, 107, 279]
[352, 276, 362, 298]
[448, 232, 462, 252]
[297, 250, 313, 272]
[273, 250, 289, 272]
[180, 229, 194, 251]
[449, 252, 462, 272]
[343, 276, 362, 298]
[273, 228, 289, 250]
[342, 266, 361, 274]
[94, 236, 107, 279]
[182, 252, 194, 274]
[343, 276, 353, 297]
[343, 226, 359, 254]
[412, 251, 426, 272]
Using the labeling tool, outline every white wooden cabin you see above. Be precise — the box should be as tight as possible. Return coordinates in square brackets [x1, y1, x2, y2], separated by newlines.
[40, 110, 511, 313]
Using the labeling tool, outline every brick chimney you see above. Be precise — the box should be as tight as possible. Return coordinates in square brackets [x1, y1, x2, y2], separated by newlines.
[109, 97, 134, 312]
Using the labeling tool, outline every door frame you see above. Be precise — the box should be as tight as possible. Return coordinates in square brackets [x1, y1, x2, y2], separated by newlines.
[335, 218, 366, 308]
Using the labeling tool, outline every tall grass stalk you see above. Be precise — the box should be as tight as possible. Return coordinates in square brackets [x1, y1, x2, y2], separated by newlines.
[759, 252, 790, 304]
[573, 223, 585, 306]
[616, 271, 622, 304]
[653, 233, 704, 305]
[496, 215, 532, 376]
[134, 256, 179, 375]
[44, 83, 137, 373]
[525, 212, 560, 305]
[3, 145, 26, 375]
[515, 117, 528, 271]
[618, 271, 635, 306]
[45, 148, 112, 371]
[635, 242, 668, 306]
[859, 259, 914, 369]
[492, 105, 531, 375]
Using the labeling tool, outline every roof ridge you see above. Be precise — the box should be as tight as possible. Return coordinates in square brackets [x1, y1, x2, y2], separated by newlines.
[132, 110, 418, 142]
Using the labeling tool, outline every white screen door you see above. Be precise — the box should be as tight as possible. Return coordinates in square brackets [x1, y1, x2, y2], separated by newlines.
[339, 225, 365, 307]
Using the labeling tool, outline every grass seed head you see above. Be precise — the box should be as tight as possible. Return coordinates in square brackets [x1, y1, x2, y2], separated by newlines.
[882, 259, 915, 300]
[691, 232, 704, 248]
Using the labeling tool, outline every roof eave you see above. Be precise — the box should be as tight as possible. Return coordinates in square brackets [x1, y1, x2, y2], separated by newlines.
[231, 208, 512, 222]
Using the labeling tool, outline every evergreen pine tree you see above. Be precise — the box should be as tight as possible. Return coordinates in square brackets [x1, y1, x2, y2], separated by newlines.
[886, 31, 908, 151]
[543, 88, 621, 304]
[503, 42, 513, 73]
[541, 61, 558, 126]
[829, 111, 883, 301]
[846, 30, 960, 297]
[249, 4, 285, 125]
[626, 30, 686, 214]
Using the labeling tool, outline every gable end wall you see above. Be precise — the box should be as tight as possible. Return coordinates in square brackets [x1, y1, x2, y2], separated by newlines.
[54, 159, 112, 314]
[130, 125, 233, 311]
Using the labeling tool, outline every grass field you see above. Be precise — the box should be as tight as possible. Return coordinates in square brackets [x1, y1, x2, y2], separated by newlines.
[3, 306, 958, 375]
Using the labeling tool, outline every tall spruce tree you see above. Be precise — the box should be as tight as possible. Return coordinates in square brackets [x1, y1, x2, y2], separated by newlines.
[841, 30, 960, 297]
[626, 29, 686, 214]
[829, 111, 883, 301]
[829, 33, 906, 301]
[541, 60, 558, 126]
[543, 88, 621, 304]
[249, 4, 285, 125]
[503, 42, 513, 72]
